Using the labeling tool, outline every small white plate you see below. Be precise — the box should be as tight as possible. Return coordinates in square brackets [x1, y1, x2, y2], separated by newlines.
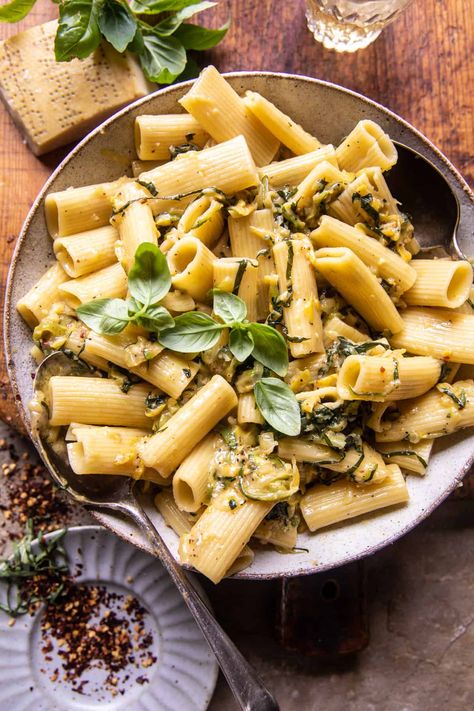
[0, 525, 218, 711]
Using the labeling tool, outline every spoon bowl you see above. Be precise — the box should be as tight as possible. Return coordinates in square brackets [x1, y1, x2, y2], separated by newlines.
[389, 142, 463, 258]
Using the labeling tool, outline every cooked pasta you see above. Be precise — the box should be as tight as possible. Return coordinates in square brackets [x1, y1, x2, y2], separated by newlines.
[18, 67, 474, 584]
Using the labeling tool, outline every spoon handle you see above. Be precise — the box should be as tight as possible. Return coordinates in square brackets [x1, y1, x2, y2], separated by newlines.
[105, 495, 279, 711]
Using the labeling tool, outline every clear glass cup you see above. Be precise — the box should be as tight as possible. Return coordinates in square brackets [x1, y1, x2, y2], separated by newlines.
[305, 0, 413, 52]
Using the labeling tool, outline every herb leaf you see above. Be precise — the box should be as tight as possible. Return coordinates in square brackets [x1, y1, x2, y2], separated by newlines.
[174, 19, 229, 49]
[0, 0, 36, 23]
[212, 289, 247, 323]
[247, 323, 289, 376]
[254, 378, 301, 436]
[437, 383, 466, 409]
[128, 243, 171, 307]
[135, 304, 175, 332]
[55, 0, 103, 61]
[154, 1, 216, 36]
[159, 311, 223, 352]
[130, 0, 204, 13]
[98, 0, 137, 53]
[229, 328, 254, 362]
[76, 298, 130, 334]
[139, 31, 187, 84]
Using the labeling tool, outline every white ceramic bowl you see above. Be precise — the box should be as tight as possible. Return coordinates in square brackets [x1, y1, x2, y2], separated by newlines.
[4, 72, 474, 579]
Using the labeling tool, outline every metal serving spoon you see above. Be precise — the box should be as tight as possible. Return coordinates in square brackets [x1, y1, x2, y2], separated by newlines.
[388, 142, 466, 259]
[32, 351, 279, 711]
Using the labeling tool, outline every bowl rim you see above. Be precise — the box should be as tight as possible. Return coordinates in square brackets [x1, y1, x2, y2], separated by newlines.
[4, 70, 474, 580]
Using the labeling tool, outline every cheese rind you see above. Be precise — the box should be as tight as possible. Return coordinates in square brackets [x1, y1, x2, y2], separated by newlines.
[0, 20, 151, 155]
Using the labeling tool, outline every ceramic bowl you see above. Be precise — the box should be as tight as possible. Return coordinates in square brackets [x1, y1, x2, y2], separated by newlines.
[4, 72, 474, 579]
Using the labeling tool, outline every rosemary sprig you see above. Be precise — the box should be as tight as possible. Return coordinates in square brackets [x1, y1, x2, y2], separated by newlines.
[0, 520, 69, 617]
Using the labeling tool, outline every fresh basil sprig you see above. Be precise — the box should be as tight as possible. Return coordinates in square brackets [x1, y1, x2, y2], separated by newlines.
[159, 290, 289, 376]
[254, 378, 301, 436]
[0, 0, 228, 85]
[76, 243, 174, 335]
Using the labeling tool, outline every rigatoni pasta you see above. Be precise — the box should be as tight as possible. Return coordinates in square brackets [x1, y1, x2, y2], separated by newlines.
[18, 67, 474, 584]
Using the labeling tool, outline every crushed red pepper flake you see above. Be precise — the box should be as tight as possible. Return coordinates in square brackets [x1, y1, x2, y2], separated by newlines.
[39, 579, 157, 695]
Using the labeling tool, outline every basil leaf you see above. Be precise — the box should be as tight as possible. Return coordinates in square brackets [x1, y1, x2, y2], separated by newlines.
[212, 289, 247, 324]
[229, 328, 254, 362]
[159, 312, 223, 352]
[254, 378, 301, 436]
[76, 298, 130, 334]
[247, 324, 289, 376]
[177, 55, 200, 81]
[139, 31, 187, 84]
[55, 0, 102, 61]
[128, 243, 171, 307]
[129, 0, 203, 13]
[128, 25, 145, 53]
[154, 1, 216, 36]
[0, 0, 36, 23]
[135, 305, 174, 332]
[98, 0, 137, 53]
[174, 20, 229, 50]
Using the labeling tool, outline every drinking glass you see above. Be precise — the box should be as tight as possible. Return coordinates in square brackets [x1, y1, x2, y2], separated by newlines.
[305, 0, 413, 52]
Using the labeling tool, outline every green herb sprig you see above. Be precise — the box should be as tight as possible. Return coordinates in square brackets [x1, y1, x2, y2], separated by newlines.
[0, 521, 69, 617]
[0, 0, 229, 85]
[77, 243, 175, 334]
[159, 289, 290, 376]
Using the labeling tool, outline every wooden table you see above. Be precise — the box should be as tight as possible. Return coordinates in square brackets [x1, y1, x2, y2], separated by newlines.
[1, 0, 473, 430]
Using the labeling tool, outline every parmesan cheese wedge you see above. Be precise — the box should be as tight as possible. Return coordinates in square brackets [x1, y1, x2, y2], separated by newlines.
[0, 20, 152, 155]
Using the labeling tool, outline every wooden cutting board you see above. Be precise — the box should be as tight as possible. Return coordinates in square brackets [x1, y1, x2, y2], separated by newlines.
[1, 0, 473, 432]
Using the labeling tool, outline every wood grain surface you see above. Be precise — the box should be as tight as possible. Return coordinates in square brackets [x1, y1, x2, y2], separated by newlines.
[1, 0, 473, 431]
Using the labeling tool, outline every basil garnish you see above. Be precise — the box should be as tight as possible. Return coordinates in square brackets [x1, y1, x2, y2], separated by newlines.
[254, 378, 301, 436]
[77, 243, 174, 336]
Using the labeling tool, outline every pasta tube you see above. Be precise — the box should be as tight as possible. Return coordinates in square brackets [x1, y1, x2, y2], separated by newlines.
[389, 307, 474, 363]
[300, 465, 408, 531]
[375, 379, 474, 442]
[179, 486, 272, 583]
[17, 263, 68, 327]
[337, 354, 441, 401]
[335, 120, 398, 172]
[53, 225, 118, 278]
[312, 247, 404, 334]
[179, 66, 279, 165]
[45, 180, 121, 238]
[254, 519, 297, 550]
[237, 393, 265, 425]
[167, 235, 216, 302]
[329, 168, 400, 224]
[134, 114, 208, 160]
[258, 145, 338, 188]
[59, 262, 127, 308]
[243, 91, 321, 154]
[67, 425, 167, 483]
[279, 439, 390, 484]
[139, 136, 258, 210]
[213, 257, 259, 322]
[140, 375, 238, 476]
[403, 259, 473, 308]
[273, 239, 324, 356]
[375, 439, 434, 475]
[154, 491, 255, 576]
[83, 330, 199, 399]
[311, 215, 416, 294]
[323, 315, 368, 344]
[292, 161, 346, 211]
[48, 377, 151, 428]
[228, 209, 275, 319]
[177, 195, 225, 247]
[112, 181, 158, 271]
[173, 433, 221, 512]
